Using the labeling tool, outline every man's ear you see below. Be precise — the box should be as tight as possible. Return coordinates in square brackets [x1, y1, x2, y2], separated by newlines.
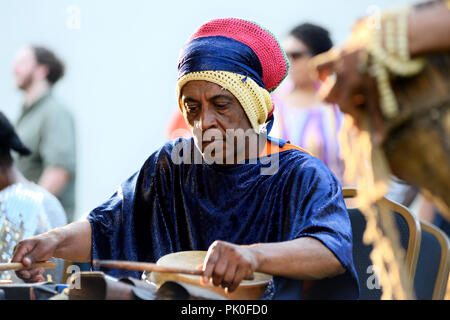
[34, 64, 49, 81]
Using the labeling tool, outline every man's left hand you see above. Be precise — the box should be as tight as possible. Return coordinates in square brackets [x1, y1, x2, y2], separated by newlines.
[201, 240, 259, 293]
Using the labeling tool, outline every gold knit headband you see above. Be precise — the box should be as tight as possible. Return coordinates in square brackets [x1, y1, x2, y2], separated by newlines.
[176, 70, 273, 133]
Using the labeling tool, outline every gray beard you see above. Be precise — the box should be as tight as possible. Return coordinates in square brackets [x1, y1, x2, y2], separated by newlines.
[17, 73, 34, 91]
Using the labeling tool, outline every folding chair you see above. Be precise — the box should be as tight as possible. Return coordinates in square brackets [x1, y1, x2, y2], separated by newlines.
[413, 221, 450, 299]
[342, 187, 421, 299]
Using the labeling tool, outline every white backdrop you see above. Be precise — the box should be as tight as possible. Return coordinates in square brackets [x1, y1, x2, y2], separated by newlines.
[0, 0, 411, 220]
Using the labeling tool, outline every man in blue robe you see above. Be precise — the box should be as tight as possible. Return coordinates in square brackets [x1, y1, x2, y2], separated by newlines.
[12, 18, 359, 299]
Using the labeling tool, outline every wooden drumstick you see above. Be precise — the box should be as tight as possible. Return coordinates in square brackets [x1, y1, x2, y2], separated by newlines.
[0, 280, 13, 284]
[0, 261, 55, 271]
[93, 260, 204, 275]
[93, 260, 254, 280]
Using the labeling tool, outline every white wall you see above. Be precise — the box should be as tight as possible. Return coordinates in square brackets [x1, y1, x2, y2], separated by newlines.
[0, 0, 412, 219]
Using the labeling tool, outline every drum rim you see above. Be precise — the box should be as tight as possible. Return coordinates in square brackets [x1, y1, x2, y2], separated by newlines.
[150, 250, 272, 287]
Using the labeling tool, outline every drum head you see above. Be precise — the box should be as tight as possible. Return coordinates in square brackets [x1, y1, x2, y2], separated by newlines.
[149, 251, 272, 300]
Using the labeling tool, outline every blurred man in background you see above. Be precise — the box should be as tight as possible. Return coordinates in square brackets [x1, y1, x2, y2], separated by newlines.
[0, 111, 66, 283]
[11, 45, 76, 222]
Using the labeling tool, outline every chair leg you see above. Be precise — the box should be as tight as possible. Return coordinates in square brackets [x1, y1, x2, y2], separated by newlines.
[445, 273, 450, 300]
[61, 260, 72, 284]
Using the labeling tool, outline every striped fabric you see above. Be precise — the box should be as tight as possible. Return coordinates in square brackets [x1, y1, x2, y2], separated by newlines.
[271, 87, 344, 181]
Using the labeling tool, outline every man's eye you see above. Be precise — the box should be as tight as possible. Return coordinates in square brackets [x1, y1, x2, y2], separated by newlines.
[185, 104, 199, 113]
[215, 102, 229, 108]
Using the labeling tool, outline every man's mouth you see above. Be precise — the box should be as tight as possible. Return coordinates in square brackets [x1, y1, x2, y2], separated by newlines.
[202, 138, 223, 149]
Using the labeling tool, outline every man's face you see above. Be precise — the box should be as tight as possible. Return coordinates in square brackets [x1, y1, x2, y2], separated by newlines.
[283, 36, 315, 87]
[180, 80, 255, 163]
[11, 47, 40, 90]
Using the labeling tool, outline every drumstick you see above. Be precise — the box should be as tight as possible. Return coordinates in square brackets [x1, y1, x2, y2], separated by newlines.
[0, 261, 55, 271]
[0, 280, 13, 284]
[94, 260, 254, 280]
[94, 260, 203, 275]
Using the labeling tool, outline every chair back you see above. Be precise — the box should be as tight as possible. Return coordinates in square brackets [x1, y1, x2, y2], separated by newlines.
[343, 188, 421, 299]
[413, 221, 450, 300]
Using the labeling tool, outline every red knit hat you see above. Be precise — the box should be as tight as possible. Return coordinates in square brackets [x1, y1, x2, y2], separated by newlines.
[189, 18, 289, 93]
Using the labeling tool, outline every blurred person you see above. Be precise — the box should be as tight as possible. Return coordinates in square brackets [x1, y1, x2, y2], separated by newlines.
[271, 23, 344, 182]
[315, 0, 450, 217]
[314, 1, 450, 299]
[418, 197, 450, 236]
[0, 112, 66, 283]
[385, 176, 420, 208]
[12, 45, 77, 222]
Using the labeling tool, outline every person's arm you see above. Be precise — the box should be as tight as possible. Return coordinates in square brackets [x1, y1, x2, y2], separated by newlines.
[250, 237, 345, 279]
[314, 0, 450, 137]
[11, 220, 91, 282]
[408, 1, 450, 56]
[39, 106, 76, 196]
[201, 238, 345, 293]
[38, 166, 71, 196]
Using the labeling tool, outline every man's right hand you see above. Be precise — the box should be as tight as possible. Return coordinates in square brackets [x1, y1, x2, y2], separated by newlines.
[11, 231, 62, 283]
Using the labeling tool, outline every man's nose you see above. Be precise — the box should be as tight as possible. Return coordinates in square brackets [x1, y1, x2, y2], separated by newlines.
[12, 63, 19, 74]
[200, 105, 218, 131]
